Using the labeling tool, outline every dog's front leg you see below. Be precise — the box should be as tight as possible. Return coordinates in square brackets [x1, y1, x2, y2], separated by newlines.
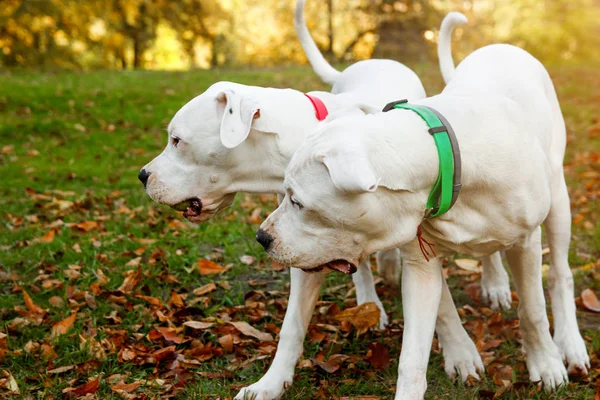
[395, 243, 443, 400]
[353, 258, 389, 329]
[235, 268, 326, 400]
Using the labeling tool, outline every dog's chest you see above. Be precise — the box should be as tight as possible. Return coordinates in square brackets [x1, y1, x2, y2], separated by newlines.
[420, 212, 528, 258]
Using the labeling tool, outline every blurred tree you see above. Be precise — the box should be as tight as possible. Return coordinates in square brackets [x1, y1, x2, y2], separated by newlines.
[1, 0, 598, 69]
[0, 0, 95, 68]
[160, 0, 229, 68]
[110, 0, 162, 68]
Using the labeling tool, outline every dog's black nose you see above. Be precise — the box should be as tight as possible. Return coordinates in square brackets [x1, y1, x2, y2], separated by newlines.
[138, 169, 151, 188]
[256, 228, 274, 250]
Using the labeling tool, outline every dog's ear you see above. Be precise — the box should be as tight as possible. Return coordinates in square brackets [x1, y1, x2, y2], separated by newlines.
[318, 140, 378, 193]
[216, 91, 260, 149]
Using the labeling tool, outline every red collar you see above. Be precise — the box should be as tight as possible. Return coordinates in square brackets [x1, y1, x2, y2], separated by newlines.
[304, 93, 329, 121]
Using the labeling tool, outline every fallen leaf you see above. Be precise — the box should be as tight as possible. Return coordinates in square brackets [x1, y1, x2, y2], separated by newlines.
[157, 327, 184, 344]
[219, 334, 234, 353]
[72, 221, 99, 232]
[111, 381, 142, 394]
[197, 260, 225, 275]
[313, 354, 348, 373]
[96, 268, 110, 285]
[63, 378, 100, 395]
[51, 311, 77, 338]
[247, 208, 263, 224]
[240, 255, 255, 265]
[334, 302, 380, 335]
[3, 371, 19, 394]
[454, 259, 481, 272]
[193, 283, 217, 296]
[229, 321, 273, 342]
[490, 364, 513, 385]
[22, 289, 45, 315]
[581, 289, 600, 312]
[183, 321, 214, 330]
[118, 266, 142, 293]
[169, 290, 185, 308]
[47, 365, 75, 374]
[39, 229, 56, 243]
[151, 345, 176, 361]
[366, 343, 390, 370]
[135, 295, 163, 307]
[125, 257, 142, 267]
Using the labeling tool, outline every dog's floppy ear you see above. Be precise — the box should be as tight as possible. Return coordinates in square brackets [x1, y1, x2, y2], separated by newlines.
[216, 91, 260, 149]
[318, 139, 378, 193]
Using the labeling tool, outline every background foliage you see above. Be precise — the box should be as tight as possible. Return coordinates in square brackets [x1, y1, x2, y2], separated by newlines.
[2, 0, 600, 70]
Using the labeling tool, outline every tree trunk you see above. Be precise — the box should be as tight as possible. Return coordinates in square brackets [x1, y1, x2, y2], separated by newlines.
[325, 0, 334, 61]
[133, 34, 143, 69]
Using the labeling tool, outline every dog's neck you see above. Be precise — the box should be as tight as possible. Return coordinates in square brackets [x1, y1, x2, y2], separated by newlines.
[362, 110, 444, 255]
[225, 89, 342, 195]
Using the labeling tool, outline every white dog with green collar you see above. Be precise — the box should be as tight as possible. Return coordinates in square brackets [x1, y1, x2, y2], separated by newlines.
[259, 43, 589, 399]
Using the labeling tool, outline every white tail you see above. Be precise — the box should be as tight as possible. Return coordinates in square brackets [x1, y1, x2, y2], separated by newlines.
[294, 0, 341, 86]
[438, 12, 468, 84]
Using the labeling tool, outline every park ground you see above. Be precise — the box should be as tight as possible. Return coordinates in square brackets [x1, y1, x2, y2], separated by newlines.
[0, 64, 599, 399]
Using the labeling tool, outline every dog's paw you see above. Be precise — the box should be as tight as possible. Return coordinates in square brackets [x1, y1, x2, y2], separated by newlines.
[526, 347, 568, 391]
[377, 307, 389, 330]
[234, 379, 291, 400]
[554, 331, 590, 375]
[441, 337, 484, 381]
[480, 277, 511, 310]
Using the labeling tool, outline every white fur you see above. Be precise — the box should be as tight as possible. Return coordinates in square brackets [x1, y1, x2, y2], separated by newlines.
[261, 44, 589, 398]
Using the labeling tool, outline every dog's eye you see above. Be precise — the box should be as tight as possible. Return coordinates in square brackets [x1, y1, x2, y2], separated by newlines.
[290, 196, 303, 210]
[172, 137, 181, 147]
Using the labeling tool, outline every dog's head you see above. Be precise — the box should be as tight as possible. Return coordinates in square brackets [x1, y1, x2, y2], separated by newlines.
[139, 82, 264, 222]
[257, 113, 427, 274]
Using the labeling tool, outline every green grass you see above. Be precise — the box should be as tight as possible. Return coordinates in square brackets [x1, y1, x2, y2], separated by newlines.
[0, 63, 599, 399]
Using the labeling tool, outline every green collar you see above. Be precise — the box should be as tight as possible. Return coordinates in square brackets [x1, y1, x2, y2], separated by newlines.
[382, 99, 462, 218]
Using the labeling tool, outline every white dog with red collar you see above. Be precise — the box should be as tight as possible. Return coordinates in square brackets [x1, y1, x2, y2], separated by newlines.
[258, 43, 590, 399]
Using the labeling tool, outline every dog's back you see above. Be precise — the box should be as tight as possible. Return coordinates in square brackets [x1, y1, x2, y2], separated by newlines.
[444, 44, 566, 169]
[331, 59, 426, 107]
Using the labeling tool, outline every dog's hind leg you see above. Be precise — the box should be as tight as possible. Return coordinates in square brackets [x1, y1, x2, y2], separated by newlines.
[354, 258, 389, 329]
[480, 252, 512, 310]
[545, 173, 590, 374]
[235, 268, 325, 400]
[376, 248, 401, 286]
[505, 226, 568, 390]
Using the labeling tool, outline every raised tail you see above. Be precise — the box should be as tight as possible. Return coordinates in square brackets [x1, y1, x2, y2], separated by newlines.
[294, 0, 341, 86]
[438, 12, 468, 84]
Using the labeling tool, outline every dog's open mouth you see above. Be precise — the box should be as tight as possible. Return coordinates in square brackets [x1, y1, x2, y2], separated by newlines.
[172, 198, 202, 220]
[304, 259, 357, 275]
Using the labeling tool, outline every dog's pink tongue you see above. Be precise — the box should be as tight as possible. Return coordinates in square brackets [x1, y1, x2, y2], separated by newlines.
[183, 207, 199, 219]
[326, 260, 356, 275]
